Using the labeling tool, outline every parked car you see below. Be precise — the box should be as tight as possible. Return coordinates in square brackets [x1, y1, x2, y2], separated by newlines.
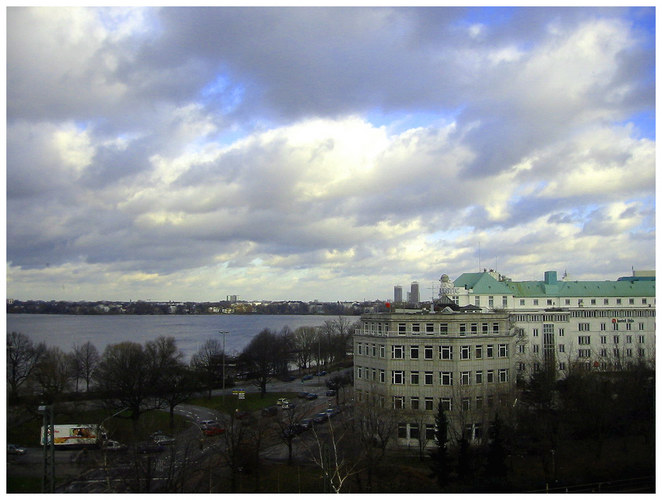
[200, 421, 225, 436]
[279, 375, 296, 382]
[261, 406, 278, 417]
[102, 440, 128, 452]
[304, 393, 318, 400]
[153, 433, 175, 446]
[325, 407, 341, 418]
[313, 412, 329, 424]
[302, 374, 314, 381]
[7, 444, 26, 455]
[298, 418, 313, 430]
[276, 398, 289, 406]
[297, 392, 309, 399]
[325, 389, 336, 397]
[315, 370, 327, 376]
[282, 401, 297, 410]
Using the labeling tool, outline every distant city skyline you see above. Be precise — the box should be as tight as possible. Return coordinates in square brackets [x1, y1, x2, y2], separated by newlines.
[6, 7, 655, 302]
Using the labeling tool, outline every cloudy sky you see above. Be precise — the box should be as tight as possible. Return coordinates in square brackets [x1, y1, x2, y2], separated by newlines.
[6, 6, 656, 302]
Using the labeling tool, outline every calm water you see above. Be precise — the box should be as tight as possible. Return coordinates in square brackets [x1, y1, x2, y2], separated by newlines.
[6, 314, 357, 360]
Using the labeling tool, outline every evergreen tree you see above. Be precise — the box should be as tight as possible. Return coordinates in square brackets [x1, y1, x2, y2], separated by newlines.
[429, 401, 449, 488]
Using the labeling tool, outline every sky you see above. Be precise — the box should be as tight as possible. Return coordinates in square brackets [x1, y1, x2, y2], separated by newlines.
[5, 6, 656, 302]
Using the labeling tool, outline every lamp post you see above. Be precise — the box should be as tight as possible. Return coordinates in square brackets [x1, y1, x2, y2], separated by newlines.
[37, 404, 54, 493]
[219, 331, 229, 401]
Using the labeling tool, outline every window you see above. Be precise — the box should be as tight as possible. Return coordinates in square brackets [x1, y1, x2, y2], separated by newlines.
[626, 335, 632, 344]
[520, 299, 525, 306]
[475, 345, 483, 358]
[638, 335, 645, 344]
[559, 362, 566, 371]
[379, 369, 385, 383]
[410, 371, 419, 385]
[578, 335, 591, 345]
[439, 398, 451, 411]
[639, 323, 645, 331]
[626, 322, 632, 331]
[533, 328, 539, 337]
[409, 423, 419, 439]
[604, 298, 609, 305]
[482, 323, 489, 334]
[412, 323, 421, 334]
[600, 323, 607, 331]
[498, 344, 509, 357]
[475, 371, 483, 384]
[371, 344, 376, 356]
[517, 344, 526, 354]
[439, 323, 448, 335]
[392, 371, 404, 384]
[392, 345, 404, 358]
[441, 372, 453, 386]
[638, 348, 646, 357]
[489, 296, 494, 308]
[380, 345, 385, 357]
[426, 323, 435, 334]
[599, 348, 607, 357]
[613, 322, 619, 331]
[475, 396, 483, 410]
[372, 368, 376, 380]
[533, 299, 539, 306]
[486, 345, 494, 358]
[410, 397, 420, 410]
[475, 296, 481, 307]
[616, 298, 622, 305]
[460, 371, 471, 385]
[426, 424, 435, 440]
[393, 396, 405, 409]
[356, 366, 362, 379]
[559, 344, 565, 353]
[565, 299, 571, 305]
[600, 335, 607, 344]
[471, 323, 478, 334]
[460, 345, 471, 359]
[498, 369, 509, 383]
[547, 299, 553, 306]
[487, 370, 494, 383]
[410, 345, 419, 359]
[398, 323, 406, 334]
[425, 397, 435, 411]
[630, 298, 635, 305]
[440, 345, 453, 360]
[493, 322, 500, 334]
[502, 296, 508, 308]
[424, 371, 434, 385]
[462, 397, 471, 411]
[398, 423, 407, 438]
[357, 343, 363, 355]
[558, 328, 565, 336]
[578, 349, 591, 358]
[424, 346, 434, 359]
[579, 323, 590, 331]
[642, 298, 647, 304]
[613, 335, 620, 344]
[459, 323, 466, 336]
[533, 345, 540, 354]
[626, 349, 633, 358]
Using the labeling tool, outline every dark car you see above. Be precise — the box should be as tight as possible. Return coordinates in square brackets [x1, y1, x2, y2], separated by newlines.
[298, 418, 313, 430]
[102, 440, 128, 452]
[305, 393, 318, 400]
[202, 424, 225, 436]
[261, 406, 278, 417]
[313, 412, 329, 424]
[297, 392, 309, 399]
[7, 444, 26, 455]
[315, 370, 327, 376]
[302, 374, 314, 381]
[279, 375, 296, 382]
[325, 389, 336, 397]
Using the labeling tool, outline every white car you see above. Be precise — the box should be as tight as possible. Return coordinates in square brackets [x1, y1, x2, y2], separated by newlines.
[276, 398, 289, 406]
[152, 434, 175, 446]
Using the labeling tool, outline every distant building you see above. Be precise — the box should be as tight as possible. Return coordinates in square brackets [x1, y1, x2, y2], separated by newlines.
[394, 286, 403, 303]
[410, 282, 420, 305]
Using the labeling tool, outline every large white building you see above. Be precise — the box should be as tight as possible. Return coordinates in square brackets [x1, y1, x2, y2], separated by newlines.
[353, 269, 655, 448]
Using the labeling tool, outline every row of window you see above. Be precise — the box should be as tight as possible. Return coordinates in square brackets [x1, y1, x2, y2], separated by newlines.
[513, 310, 655, 322]
[515, 297, 651, 307]
[355, 366, 510, 385]
[577, 348, 646, 358]
[356, 343, 510, 360]
[360, 321, 506, 336]
[393, 394, 498, 412]
[578, 334, 646, 345]
[519, 358, 649, 373]
[397, 422, 484, 442]
[578, 322, 647, 332]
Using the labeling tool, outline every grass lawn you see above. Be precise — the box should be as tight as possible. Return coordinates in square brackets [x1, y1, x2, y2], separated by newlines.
[188, 391, 300, 415]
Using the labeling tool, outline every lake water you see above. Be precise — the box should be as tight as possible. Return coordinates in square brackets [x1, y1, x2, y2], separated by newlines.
[6, 314, 358, 360]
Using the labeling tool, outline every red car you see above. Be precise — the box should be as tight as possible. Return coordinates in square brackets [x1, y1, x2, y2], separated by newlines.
[203, 425, 225, 436]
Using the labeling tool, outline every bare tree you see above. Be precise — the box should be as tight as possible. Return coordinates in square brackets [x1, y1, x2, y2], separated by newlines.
[190, 338, 224, 399]
[33, 346, 74, 398]
[306, 417, 363, 493]
[292, 326, 317, 374]
[72, 341, 99, 392]
[7, 331, 46, 398]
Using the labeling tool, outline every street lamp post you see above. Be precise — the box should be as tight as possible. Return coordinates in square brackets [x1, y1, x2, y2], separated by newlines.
[219, 331, 229, 401]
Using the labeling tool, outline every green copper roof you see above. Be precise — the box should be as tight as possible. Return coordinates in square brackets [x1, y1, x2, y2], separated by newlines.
[454, 271, 655, 298]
